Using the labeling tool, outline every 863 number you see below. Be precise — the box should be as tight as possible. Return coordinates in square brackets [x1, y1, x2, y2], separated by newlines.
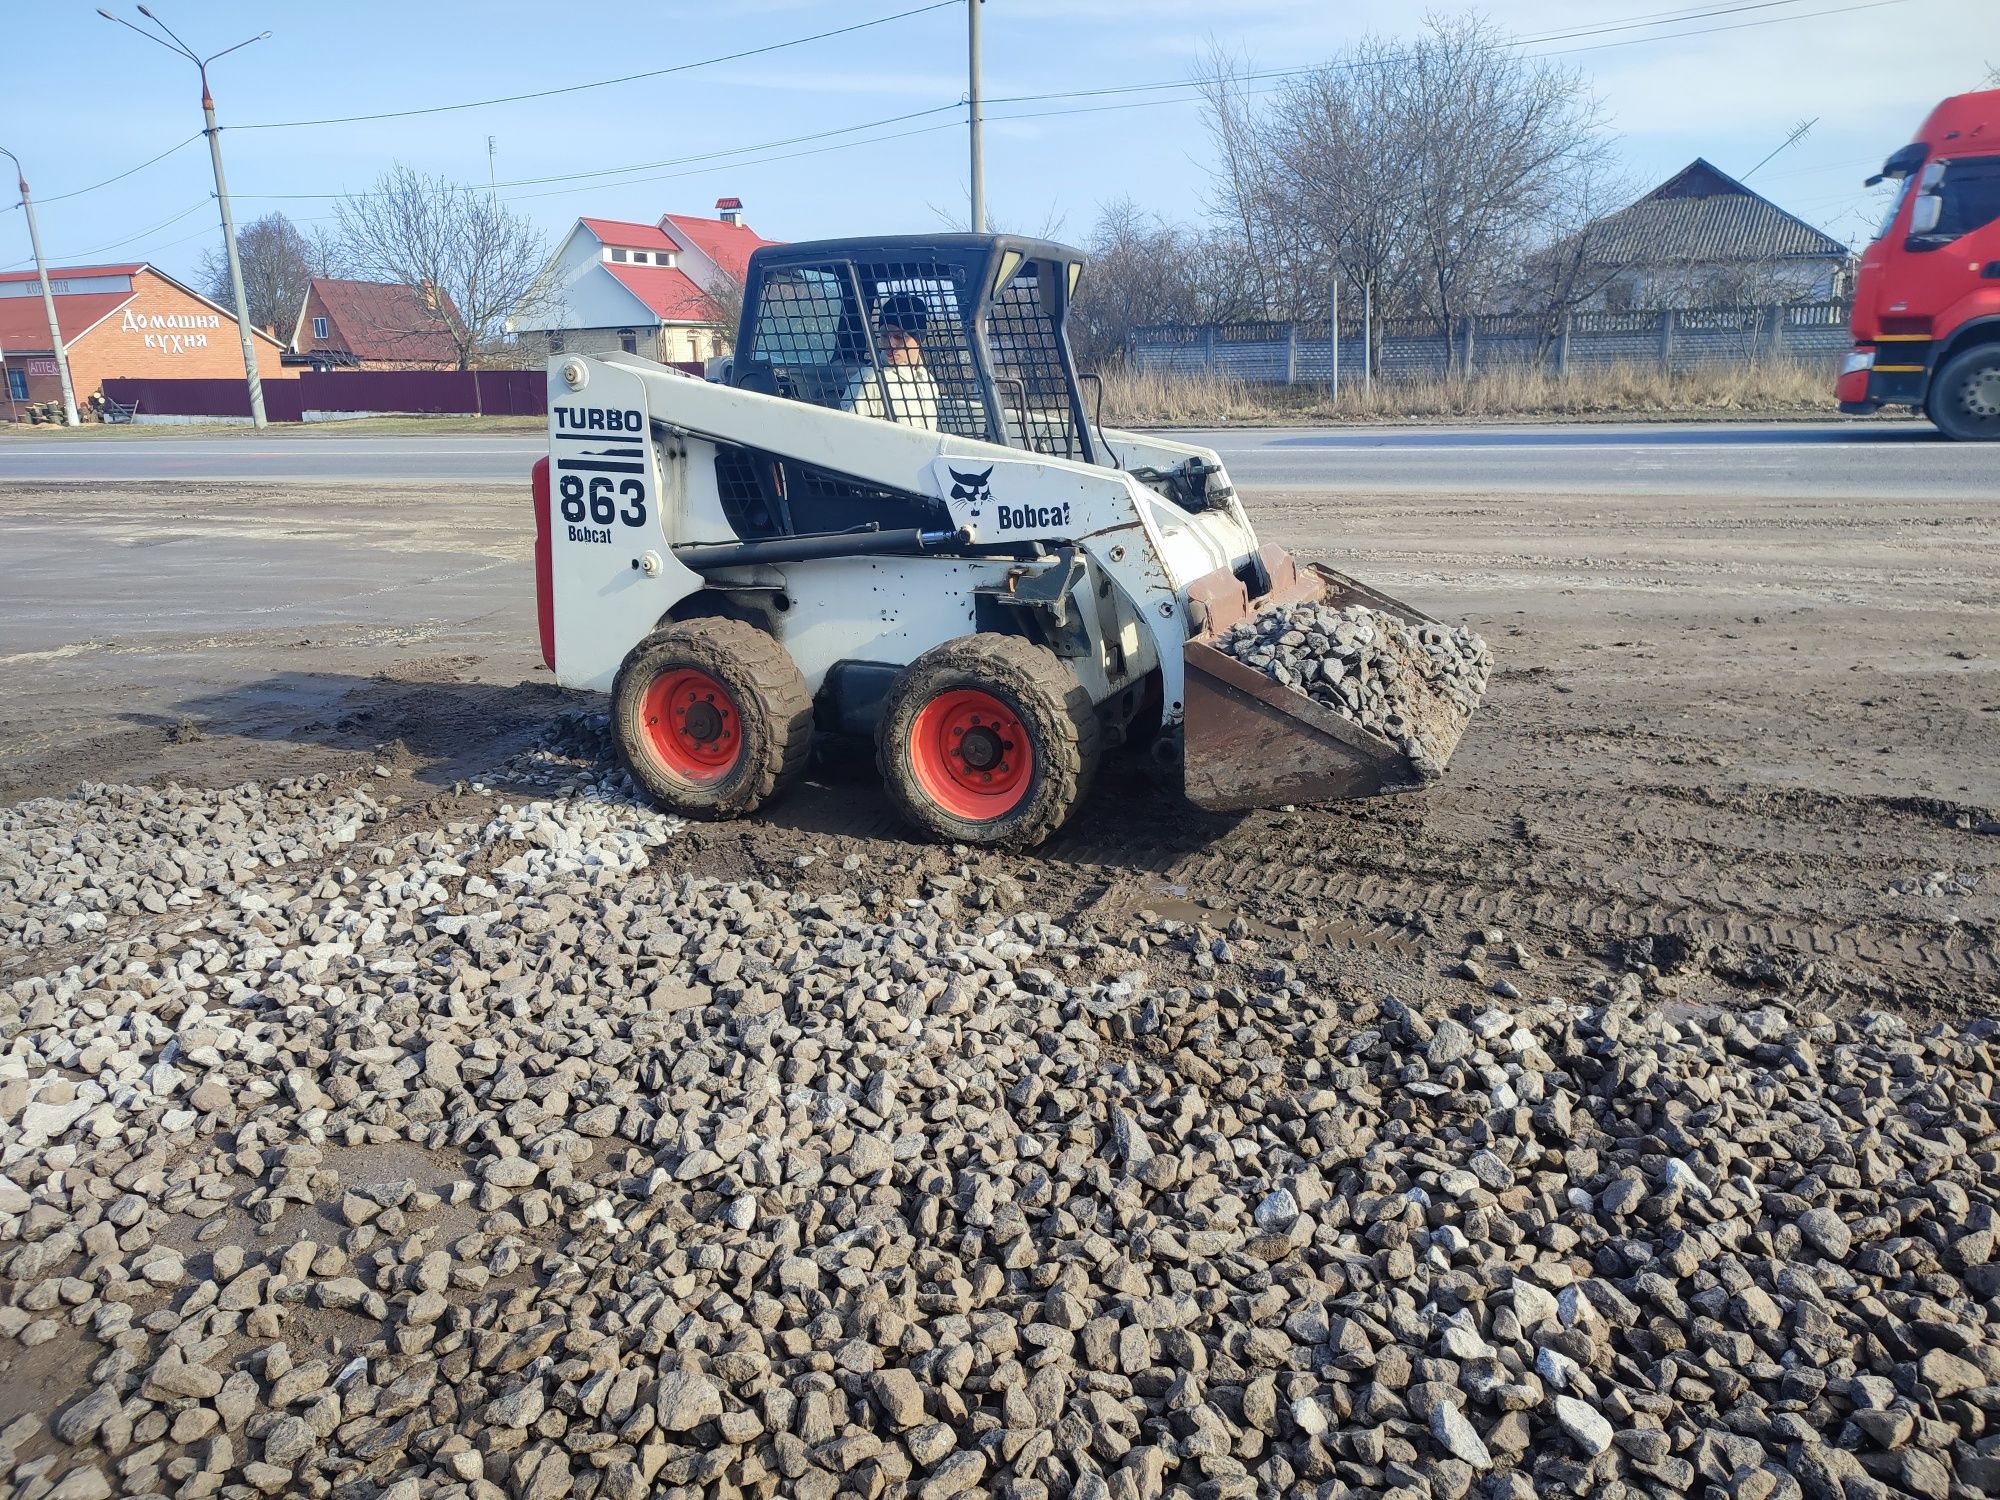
[558, 473, 646, 527]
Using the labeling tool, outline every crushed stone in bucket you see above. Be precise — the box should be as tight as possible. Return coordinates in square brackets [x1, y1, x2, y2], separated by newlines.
[1215, 602, 1492, 775]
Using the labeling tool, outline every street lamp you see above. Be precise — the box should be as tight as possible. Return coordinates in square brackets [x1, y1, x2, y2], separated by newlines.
[0, 146, 81, 427]
[98, 7, 272, 428]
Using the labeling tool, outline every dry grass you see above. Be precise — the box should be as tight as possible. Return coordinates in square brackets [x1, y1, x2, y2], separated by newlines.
[1099, 359, 1845, 426]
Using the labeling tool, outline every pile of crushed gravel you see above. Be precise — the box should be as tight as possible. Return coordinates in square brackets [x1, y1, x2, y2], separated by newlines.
[1, 749, 1996, 1500]
[1215, 603, 1491, 775]
[0, 776, 383, 949]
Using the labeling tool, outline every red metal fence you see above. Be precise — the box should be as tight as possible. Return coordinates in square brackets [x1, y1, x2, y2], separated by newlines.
[102, 369, 551, 422]
[98, 377, 304, 421]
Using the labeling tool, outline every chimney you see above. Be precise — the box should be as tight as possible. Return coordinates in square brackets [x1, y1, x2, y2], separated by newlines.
[715, 196, 743, 227]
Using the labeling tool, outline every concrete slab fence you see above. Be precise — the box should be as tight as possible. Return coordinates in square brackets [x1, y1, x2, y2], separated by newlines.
[1128, 300, 1854, 383]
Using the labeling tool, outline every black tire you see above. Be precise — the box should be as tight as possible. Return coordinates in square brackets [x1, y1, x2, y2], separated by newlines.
[1928, 344, 2000, 442]
[876, 634, 1100, 849]
[611, 618, 813, 819]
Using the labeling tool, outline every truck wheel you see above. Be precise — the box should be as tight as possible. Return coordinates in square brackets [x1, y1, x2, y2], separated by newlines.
[1929, 345, 2000, 441]
[877, 635, 1100, 848]
[612, 618, 813, 819]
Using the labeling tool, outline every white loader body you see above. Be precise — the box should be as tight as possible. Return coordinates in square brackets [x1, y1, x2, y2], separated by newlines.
[540, 351, 1261, 736]
[532, 230, 1470, 845]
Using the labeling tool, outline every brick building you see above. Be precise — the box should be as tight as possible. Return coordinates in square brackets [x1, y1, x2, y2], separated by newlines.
[289, 277, 463, 370]
[508, 198, 778, 364]
[0, 263, 291, 418]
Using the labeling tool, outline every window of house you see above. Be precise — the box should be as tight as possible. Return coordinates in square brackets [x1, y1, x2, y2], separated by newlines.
[312, 315, 328, 340]
[6, 369, 25, 401]
[631, 252, 649, 265]
[549, 329, 565, 353]
[610, 248, 628, 263]
[618, 329, 638, 354]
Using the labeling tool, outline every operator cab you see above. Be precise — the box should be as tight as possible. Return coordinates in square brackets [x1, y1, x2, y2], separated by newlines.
[732, 234, 1097, 465]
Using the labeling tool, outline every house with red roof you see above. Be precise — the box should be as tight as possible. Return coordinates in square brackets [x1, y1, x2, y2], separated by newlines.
[1, 262, 292, 419]
[507, 198, 778, 365]
[290, 277, 465, 370]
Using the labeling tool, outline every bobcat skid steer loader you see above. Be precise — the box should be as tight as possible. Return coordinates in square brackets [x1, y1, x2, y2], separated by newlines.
[531, 233, 1469, 847]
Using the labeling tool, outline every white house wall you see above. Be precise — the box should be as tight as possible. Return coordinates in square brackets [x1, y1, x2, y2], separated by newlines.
[517, 226, 657, 335]
[658, 224, 721, 288]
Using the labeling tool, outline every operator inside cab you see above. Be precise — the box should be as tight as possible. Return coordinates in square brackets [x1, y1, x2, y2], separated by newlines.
[840, 293, 940, 430]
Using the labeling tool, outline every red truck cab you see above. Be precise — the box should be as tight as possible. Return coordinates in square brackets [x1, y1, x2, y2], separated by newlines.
[1837, 88, 2000, 439]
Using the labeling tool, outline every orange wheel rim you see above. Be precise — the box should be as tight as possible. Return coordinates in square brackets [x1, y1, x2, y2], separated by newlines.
[642, 668, 742, 784]
[908, 688, 1032, 821]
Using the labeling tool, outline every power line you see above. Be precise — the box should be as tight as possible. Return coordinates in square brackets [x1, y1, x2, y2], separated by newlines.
[987, 0, 1909, 111]
[6, 5, 955, 209]
[231, 105, 968, 202]
[15, 0, 1912, 268]
[501, 119, 972, 203]
[1, 199, 210, 272]
[7, 133, 204, 210]
[985, 0, 1835, 107]
[233, 0, 958, 130]
[233, 0, 1906, 212]
[1756, 155, 1880, 182]
[1536, 0, 1911, 58]
[350, 93, 1285, 209]
[487, 106, 965, 192]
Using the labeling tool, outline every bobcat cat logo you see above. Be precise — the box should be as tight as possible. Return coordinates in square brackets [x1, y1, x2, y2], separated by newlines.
[947, 465, 994, 508]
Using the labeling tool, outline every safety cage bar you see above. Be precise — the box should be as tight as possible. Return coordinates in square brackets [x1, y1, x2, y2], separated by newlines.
[735, 236, 1095, 465]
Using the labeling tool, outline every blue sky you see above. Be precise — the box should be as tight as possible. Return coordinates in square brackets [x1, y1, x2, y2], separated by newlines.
[2, 0, 1993, 285]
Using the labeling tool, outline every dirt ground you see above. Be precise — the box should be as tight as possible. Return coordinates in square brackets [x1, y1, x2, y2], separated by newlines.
[2, 474, 1994, 1021]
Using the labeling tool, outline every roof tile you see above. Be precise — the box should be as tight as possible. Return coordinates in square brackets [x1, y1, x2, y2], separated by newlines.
[661, 213, 778, 283]
[1580, 158, 1848, 266]
[603, 263, 714, 322]
[578, 218, 680, 254]
[308, 278, 462, 364]
[0, 290, 133, 351]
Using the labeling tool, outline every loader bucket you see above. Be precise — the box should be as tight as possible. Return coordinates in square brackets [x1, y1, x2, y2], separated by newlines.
[1180, 546, 1470, 813]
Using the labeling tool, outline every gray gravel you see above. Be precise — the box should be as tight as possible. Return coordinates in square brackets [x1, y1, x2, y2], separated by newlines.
[1, 737, 1996, 1500]
[1214, 603, 1491, 775]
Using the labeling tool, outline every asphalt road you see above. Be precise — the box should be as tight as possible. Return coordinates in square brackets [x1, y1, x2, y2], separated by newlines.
[2, 419, 1989, 496]
[0, 435, 543, 486]
[1169, 420, 1992, 497]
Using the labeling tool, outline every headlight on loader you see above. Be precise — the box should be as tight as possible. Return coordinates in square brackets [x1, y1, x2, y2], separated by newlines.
[1841, 348, 1877, 377]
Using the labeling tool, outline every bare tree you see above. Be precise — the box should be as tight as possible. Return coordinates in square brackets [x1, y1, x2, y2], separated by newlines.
[694, 275, 746, 352]
[1196, 44, 1291, 318]
[1070, 198, 1260, 366]
[1510, 155, 1642, 345]
[335, 166, 550, 369]
[1394, 16, 1613, 361]
[922, 199, 1070, 240]
[197, 212, 333, 339]
[1242, 33, 1424, 341]
[1198, 13, 1614, 360]
[1639, 254, 1842, 308]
